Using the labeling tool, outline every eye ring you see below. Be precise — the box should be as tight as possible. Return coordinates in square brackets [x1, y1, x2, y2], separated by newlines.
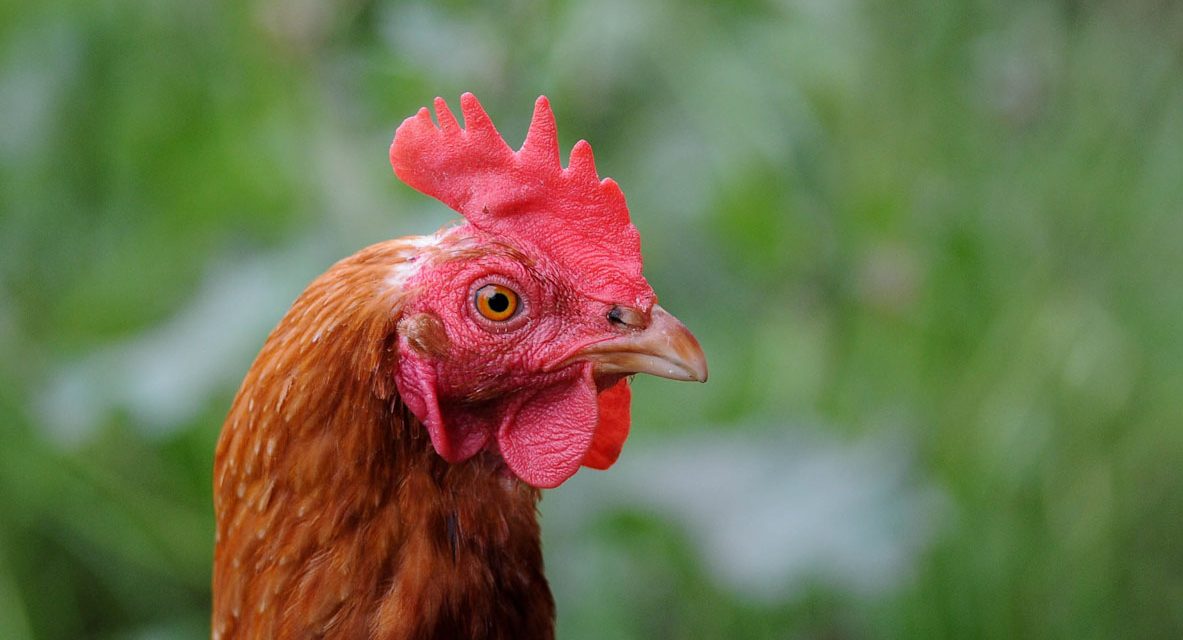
[474, 284, 520, 322]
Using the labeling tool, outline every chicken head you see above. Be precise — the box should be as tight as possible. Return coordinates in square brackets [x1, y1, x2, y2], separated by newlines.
[389, 94, 707, 489]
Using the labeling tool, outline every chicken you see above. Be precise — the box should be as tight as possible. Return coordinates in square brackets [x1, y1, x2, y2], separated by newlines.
[212, 93, 707, 639]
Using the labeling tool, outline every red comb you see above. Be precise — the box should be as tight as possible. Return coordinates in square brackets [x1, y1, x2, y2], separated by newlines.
[391, 93, 649, 304]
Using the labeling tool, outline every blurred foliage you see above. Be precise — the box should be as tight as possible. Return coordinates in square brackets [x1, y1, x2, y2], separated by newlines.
[2, 0, 1182, 638]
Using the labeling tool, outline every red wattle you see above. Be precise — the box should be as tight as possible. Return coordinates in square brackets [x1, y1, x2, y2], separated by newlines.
[497, 366, 599, 489]
[582, 379, 631, 470]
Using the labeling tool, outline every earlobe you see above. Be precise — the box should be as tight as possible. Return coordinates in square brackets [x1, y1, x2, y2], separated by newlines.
[398, 312, 451, 358]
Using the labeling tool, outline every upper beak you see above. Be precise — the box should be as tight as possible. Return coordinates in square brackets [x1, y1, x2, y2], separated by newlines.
[568, 304, 708, 382]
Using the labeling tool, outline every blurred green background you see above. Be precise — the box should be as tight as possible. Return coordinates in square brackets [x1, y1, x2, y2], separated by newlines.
[2, 0, 1182, 638]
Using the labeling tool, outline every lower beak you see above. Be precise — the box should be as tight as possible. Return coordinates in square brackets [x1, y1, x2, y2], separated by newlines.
[570, 305, 708, 382]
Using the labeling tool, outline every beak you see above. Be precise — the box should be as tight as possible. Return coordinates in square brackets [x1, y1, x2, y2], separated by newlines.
[569, 305, 708, 382]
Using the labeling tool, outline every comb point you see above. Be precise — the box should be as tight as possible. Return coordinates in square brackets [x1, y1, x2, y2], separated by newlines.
[459, 93, 493, 133]
[433, 97, 460, 132]
[600, 176, 624, 196]
[520, 95, 560, 167]
[568, 139, 597, 178]
[458, 93, 511, 156]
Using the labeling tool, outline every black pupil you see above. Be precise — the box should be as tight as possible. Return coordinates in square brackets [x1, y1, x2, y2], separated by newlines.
[487, 291, 510, 314]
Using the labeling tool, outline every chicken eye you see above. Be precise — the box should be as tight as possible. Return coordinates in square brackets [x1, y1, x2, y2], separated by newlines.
[474, 284, 519, 321]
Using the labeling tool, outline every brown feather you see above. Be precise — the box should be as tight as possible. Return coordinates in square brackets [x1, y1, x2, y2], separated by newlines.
[213, 239, 555, 639]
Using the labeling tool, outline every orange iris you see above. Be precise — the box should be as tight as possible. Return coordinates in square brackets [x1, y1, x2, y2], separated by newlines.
[474, 284, 519, 321]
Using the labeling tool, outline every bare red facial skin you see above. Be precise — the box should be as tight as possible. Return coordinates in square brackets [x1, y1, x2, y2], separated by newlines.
[389, 94, 655, 488]
[393, 225, 652, 488]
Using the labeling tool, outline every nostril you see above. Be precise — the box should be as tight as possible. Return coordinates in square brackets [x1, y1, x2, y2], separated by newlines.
[607, 306, 646, 329]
